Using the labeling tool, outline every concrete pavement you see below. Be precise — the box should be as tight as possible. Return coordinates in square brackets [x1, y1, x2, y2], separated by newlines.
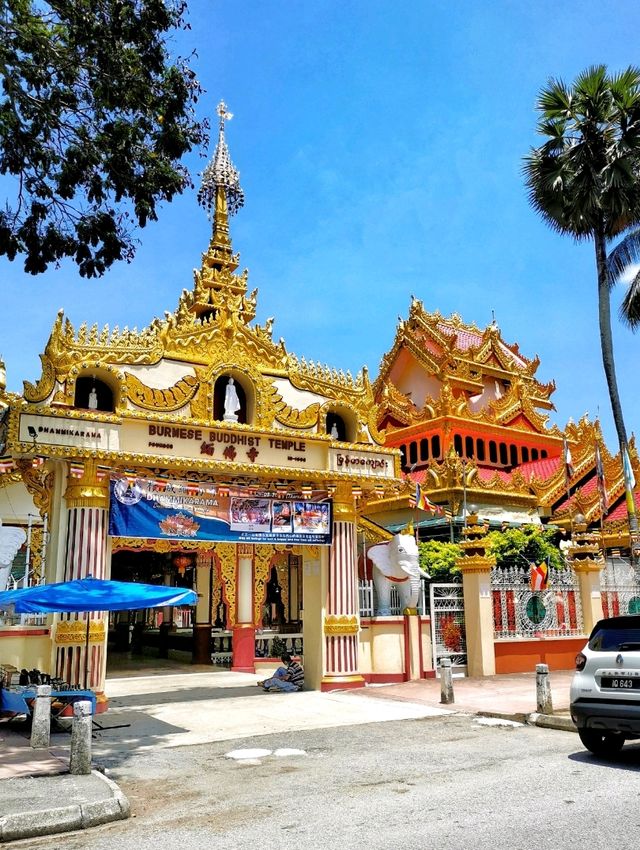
[0, 664, 576, 842]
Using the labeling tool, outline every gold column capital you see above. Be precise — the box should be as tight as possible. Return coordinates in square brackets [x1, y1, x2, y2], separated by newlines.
[332, 482, 357, 522]
[64, 459, 109, 509]
[457, 554, 495, 575]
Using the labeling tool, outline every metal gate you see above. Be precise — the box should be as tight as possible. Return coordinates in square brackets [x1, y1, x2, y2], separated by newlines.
[429, 583, 467, 675]
[602, 554, 640, 617]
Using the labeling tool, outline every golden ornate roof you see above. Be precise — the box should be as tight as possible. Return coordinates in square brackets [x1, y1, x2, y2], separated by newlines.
[374, 296, 558, 439]
[9, 105, 389, 459]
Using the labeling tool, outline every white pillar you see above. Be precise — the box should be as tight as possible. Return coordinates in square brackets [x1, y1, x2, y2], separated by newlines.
[321, 484, 364, 691]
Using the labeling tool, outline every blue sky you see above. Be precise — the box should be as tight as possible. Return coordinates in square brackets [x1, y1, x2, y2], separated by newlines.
[2, 1, 640, 449]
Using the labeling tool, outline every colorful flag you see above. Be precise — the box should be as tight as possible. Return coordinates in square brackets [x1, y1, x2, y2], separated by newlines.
[622, 446, 636, 490]
[595, 443, 609, 512]
[563, 436, 574, 481]
[530, 560, 549, 592]
[415, 483, 444, 516]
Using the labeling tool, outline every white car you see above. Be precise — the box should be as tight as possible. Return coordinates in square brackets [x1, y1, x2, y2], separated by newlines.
[570, 615, 640, 756]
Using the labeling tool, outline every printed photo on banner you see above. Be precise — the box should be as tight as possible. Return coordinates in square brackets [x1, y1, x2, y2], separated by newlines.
[293, 501, 331, 535]
[230, 498, 272, 532]
[271, 500, 293, 532]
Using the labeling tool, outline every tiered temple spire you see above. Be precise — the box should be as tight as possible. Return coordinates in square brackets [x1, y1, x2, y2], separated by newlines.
[198, 101, 245, 263]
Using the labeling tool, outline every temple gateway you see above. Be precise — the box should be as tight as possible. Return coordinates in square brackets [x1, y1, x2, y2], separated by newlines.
[1, 104, 639, 701]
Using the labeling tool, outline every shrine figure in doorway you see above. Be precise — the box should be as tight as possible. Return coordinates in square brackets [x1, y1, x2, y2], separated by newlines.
[214, 589, 227, 629]
[88, 386, 98, 409]
[266, 566, 284, 626]
[223, 377, 241, 422]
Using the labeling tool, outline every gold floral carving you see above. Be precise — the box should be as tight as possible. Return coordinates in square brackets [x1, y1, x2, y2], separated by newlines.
[111, 537, 218, 553]
[124, 372, 200, 412]
[189, 368, 211, 420]
[15, 460, 54, 518]
[254, 546, 274, 626]
[324, 614, 359, 635]
[43, 310, 163, 373]
[215, 543, 237, 628]
[264, 383, 320, 429]
[0, 470, 21, 489]
[55, 620, 106, 645]
[30, 526, 45, 582]
[23, 354, 56, 403]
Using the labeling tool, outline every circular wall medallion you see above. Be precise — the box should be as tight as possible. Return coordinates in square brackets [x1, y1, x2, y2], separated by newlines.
[114, 478, 142, 505]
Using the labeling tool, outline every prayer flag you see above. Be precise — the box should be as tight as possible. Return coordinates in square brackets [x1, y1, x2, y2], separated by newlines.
[530, 561, 549, 592]
[595, 443, 609, 512]
[563, 436, 574, 481]
[415, 483, 444, 516]
[623, 446, 636, 490]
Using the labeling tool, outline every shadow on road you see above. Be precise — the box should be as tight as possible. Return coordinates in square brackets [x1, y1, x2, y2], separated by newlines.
[568, 742, 640, 771]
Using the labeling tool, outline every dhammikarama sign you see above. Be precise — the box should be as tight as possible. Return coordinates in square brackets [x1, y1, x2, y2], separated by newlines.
[108, 477, 333, 546]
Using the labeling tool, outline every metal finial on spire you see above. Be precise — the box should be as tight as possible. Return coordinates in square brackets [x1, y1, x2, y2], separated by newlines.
[198, 100, 245, 218]
[217, 100, 233, 128]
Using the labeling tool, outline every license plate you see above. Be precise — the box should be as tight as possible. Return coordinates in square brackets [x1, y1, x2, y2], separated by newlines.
[601, 677, 640, 690]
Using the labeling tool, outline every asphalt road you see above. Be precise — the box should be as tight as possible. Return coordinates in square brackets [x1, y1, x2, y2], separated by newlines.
[15, 714, 640, 850]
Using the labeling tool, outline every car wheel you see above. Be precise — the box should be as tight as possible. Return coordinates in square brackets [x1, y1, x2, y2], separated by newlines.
[578, 729, 625, 757]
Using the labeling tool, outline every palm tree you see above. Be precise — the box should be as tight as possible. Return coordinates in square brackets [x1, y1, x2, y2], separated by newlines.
[524, 64, 640, 535]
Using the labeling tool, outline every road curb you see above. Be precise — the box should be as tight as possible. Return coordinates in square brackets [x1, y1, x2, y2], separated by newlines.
[527, 712, 577, 732]
[473, 710, 528, 724]
[0, 771, 130, 843]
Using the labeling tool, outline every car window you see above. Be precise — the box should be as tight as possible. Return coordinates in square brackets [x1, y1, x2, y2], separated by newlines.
[589, 626, 640, 651]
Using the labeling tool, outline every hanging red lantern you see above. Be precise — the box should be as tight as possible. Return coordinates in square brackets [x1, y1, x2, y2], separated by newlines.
[173, 555, 192, 575]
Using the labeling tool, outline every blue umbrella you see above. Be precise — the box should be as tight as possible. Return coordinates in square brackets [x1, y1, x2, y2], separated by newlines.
[0, 576, 197, 613]
[0, 577, 197, 689]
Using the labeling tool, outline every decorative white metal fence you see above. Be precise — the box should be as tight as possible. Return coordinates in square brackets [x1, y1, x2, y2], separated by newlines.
[491, 565, 583, 638]
[429, 583, 466, 672]
[601, 554, 640, 617]
[358, 579, 428, 618]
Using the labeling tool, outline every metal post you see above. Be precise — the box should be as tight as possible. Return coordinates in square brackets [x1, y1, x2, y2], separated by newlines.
[536, 663, 553, 714]
[440, 657, 454, 704]
[30, 684, 51, 749]
[69, 700, 93, 775]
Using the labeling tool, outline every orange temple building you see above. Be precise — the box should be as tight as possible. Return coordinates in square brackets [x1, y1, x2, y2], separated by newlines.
[367, 295, 640, 554]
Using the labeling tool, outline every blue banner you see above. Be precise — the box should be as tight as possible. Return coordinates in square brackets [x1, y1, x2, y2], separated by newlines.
[108, 478, 333, 546]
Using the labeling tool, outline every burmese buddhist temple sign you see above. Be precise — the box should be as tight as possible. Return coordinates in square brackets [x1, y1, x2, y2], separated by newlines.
[108, 477, 333, 545]
[17, 411, 395, 479]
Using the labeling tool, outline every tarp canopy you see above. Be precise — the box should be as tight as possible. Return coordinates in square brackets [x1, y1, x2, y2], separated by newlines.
[0, 577, 197, 613]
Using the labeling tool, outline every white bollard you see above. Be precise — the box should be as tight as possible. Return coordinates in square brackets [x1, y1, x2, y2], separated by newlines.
[536, 663, 553, 715]
[69, 700, 93, 775]
[30, 684, 52, 749]
[440, 657, 455, 704]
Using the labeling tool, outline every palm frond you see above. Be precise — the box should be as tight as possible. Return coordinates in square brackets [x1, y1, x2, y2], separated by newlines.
[537, 78, 572, 118]
[607, 228, 640, 284]
[620, 265, 640, 329]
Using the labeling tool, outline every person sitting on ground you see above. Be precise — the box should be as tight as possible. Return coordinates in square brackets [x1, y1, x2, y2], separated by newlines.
[257, 652, 304, 692]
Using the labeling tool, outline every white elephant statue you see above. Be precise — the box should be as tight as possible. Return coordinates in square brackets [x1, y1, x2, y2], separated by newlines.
[367, 533, 430, 615]
[0, 521, 27, 593]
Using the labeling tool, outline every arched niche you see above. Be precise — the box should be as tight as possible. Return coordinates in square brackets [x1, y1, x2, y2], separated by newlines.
[326, 412, 346, 441]
[74, 375, 115, 413]
[213, 374, 250, 424]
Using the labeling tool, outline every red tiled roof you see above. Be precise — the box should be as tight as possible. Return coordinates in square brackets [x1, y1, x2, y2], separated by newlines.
[437, 323, 482, 352]
[476, 466, 514, 484]
[516, 456, 561, 482]
[554, 475, 599, 512]
[404, 469, 428, 486]
[605, 491, 640, 522]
